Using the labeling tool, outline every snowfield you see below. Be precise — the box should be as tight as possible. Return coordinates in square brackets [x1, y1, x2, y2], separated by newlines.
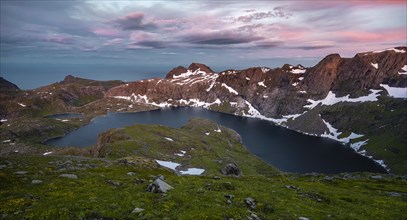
[304, 90, 382, 109]
[380, 84, 407, 98]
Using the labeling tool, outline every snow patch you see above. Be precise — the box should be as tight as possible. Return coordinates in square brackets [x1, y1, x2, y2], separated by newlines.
[263, 95, 268, 98]
[291, 68, 306, 74]
[0, 119, 7, 122]
[245, 77, 250, 80]
[43, 151, 53, 156]
[321, 119, 364, 143]
[155, 160, 205, 175]
[399, 65, 407, 75]
[173, 68, 208, 79]
[380, 84, 407, 98]
[299, 91, 307, 94]
[18, 103, 26, 107]
[292, 82, 299, 87]
[61, 119, 70, 122]
[214, 128, 221, 133]
[350, 140, 369, 151]
[156, 160, 180, 170]
[205, 132, 210, 136]
[3, 140, 11, 143]
[221, 83, 238, 95]
[258, 80, 267, 88]
[261, 67, 270, 73]
[164, 137, 174, 142]
[305, 90, 382, 109]
[372, 48, 406, 53]
[180, 168, 205, 175]
[371, 63, 378, 69]
[298, 77, 304, 81]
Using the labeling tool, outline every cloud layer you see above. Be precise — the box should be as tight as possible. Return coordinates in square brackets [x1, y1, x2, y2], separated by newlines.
[1, 0, 406, 67]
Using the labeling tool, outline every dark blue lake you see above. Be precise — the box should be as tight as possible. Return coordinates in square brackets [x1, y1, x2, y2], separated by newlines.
[46, 107, 387, 174]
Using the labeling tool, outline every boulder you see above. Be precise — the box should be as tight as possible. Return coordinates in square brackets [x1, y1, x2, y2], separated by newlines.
[60, 174, 78, 179]
[31, 179, 43, 184]
[132, 207, 144, 213]
[245, 197, 256, 209]
[147, 178, 173, 193]
[221, 163, 241, 176]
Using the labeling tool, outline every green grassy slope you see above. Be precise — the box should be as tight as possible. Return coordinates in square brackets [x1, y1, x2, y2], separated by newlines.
[1, 119, 406, 219]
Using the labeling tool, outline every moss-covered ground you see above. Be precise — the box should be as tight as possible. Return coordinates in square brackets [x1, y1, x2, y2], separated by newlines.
[1, 119, 406, 219]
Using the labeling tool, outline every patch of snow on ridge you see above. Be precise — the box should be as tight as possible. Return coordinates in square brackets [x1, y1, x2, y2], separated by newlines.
[173, 68, 208, 79]
[43, 151, 53, 156]
[214, 127, 221, 133]
[246, 77, 250, 80]
[304, 89, 382, 109]
[18, 103, 26, 107]
[371, 63, 378, 69]
[0, 119, 7, 122]
[258, 80, 267, 88]
[291, 68, 306, 74]
[399, 65, 407, 75]
[292, 82, 299, 87]
[380, 84, 407, 98]
[261, 67, 270, 73]
[372, 48, 406, 53]
[221, 83, 238, 95]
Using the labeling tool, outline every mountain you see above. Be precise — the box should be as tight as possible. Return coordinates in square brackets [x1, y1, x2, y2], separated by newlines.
[105, 47, 407, 173]
[0, 77, 20, 91]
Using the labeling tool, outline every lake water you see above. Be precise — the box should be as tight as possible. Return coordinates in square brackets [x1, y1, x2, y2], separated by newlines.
[45, 113, 82, 119]
[46, 107, 386, 174]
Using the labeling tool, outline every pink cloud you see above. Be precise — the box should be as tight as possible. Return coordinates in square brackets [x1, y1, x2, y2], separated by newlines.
[92, 28, 122, 37]
[337, 29, 406, 43]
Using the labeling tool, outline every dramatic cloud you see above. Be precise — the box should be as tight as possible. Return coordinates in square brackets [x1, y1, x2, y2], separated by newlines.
[113, 12, 157, 31]
[1, 0, 406, 72]
[236, 9, 292, 23]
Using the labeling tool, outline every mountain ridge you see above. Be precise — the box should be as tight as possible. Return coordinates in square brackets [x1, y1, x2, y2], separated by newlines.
[105, 46, 407, 173]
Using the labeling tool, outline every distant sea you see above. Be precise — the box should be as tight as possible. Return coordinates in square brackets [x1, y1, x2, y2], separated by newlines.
[1, 58, 319, 90]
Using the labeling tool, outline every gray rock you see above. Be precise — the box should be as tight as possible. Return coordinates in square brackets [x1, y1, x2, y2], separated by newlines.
[157, 174, 165, 180]
[147, 178, 173, 193]
[248, 212, 261, 220]
[245, 197, 256, 209]
[221, 163, 241, 176]
[31, 179, 43, 184]
[285, 185, 299, 190]
[132, 207, 144, 213]
[127, 172, 136, 176]
[213, 176, 221, 180]
[14, 171, 28, 175]
[58, 160, 74, 171]
[106, 180, 121, 187]
[0, 165, 6, 169]
[60, 174, 78, 179]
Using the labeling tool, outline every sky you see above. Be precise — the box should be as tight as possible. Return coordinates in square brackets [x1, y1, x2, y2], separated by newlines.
[0, 0, 406, 88]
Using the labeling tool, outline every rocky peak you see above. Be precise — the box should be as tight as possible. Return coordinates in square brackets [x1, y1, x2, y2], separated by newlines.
[165, 63, 213, 79]
[62, 75, 76, 84]
[165, 66, 188, 79]
[187, 63, 213, 73]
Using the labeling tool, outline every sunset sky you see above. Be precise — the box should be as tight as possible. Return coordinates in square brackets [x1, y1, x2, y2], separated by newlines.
[1, 0, 406, 85]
